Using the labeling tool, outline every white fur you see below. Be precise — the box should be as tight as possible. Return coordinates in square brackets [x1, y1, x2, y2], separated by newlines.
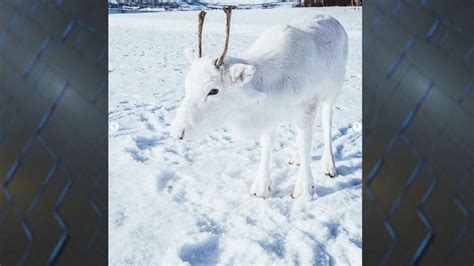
[170, 14, 348, 198]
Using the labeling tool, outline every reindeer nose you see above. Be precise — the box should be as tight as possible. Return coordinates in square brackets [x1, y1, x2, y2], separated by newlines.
[178, 129, 185, 140]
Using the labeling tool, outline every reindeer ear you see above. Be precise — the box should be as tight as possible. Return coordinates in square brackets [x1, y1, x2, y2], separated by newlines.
[185, 47, 198, 63]
[229, 64, 256, 87]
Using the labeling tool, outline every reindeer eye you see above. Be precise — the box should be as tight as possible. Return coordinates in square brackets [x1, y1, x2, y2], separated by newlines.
[208, 88, 219, 96]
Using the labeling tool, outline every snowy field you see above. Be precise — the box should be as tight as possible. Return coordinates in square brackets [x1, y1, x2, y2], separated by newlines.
[109, 7, 361, 265]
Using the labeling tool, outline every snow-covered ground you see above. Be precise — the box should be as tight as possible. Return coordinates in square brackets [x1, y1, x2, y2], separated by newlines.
[109, 7, 361, 265]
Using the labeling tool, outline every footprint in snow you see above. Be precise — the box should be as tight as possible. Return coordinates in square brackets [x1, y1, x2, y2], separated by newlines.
[179, 236, 220, 266]
[134, 136, 160, 150]
[157, 170, 177, 192]
[125, 148, 148, 163]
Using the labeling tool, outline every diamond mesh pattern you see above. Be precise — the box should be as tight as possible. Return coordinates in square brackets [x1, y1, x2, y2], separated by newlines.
[364, 0, 473, 265]
[0, 0, 107, 264]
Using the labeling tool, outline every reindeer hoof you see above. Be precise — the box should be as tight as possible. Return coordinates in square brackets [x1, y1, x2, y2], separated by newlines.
[291, 184, 315, 199]
[290, 192, 313, 200]
[252, 192, 268, 199]
[250, 182, 271, 198]
[288, 154, 300, 166]
[325, 172, 336, 178]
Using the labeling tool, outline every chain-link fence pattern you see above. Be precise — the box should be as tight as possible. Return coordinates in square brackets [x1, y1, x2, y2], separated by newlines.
[364, 0, 473, 265]
[0, 0, 107, 264]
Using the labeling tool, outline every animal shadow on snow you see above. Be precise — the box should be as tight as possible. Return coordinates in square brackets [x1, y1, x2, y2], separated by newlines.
[314, 164, 361, 198]
[315, 149, 361, 197]
[271, 151, 361, 198]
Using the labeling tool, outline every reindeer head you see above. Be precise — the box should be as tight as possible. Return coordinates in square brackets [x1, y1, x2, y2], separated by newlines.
[170, 8, 257, 140]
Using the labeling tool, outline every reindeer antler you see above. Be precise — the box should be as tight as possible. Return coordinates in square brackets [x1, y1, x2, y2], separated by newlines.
[198, 11, 207, 58]
[215, 7, 232, 68]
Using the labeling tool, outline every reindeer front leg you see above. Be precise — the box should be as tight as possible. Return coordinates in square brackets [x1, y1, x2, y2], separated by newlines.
[250, 127, 275, 198]
[292, 103, 316, 198]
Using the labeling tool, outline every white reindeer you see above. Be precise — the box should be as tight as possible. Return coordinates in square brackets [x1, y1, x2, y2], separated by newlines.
[170, 8, 348, 199]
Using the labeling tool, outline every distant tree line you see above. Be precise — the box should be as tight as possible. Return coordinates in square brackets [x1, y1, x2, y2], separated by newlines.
[297, 0, 362, 6]
[109, 0, 362, 6]
[110, 0, 187, 4]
